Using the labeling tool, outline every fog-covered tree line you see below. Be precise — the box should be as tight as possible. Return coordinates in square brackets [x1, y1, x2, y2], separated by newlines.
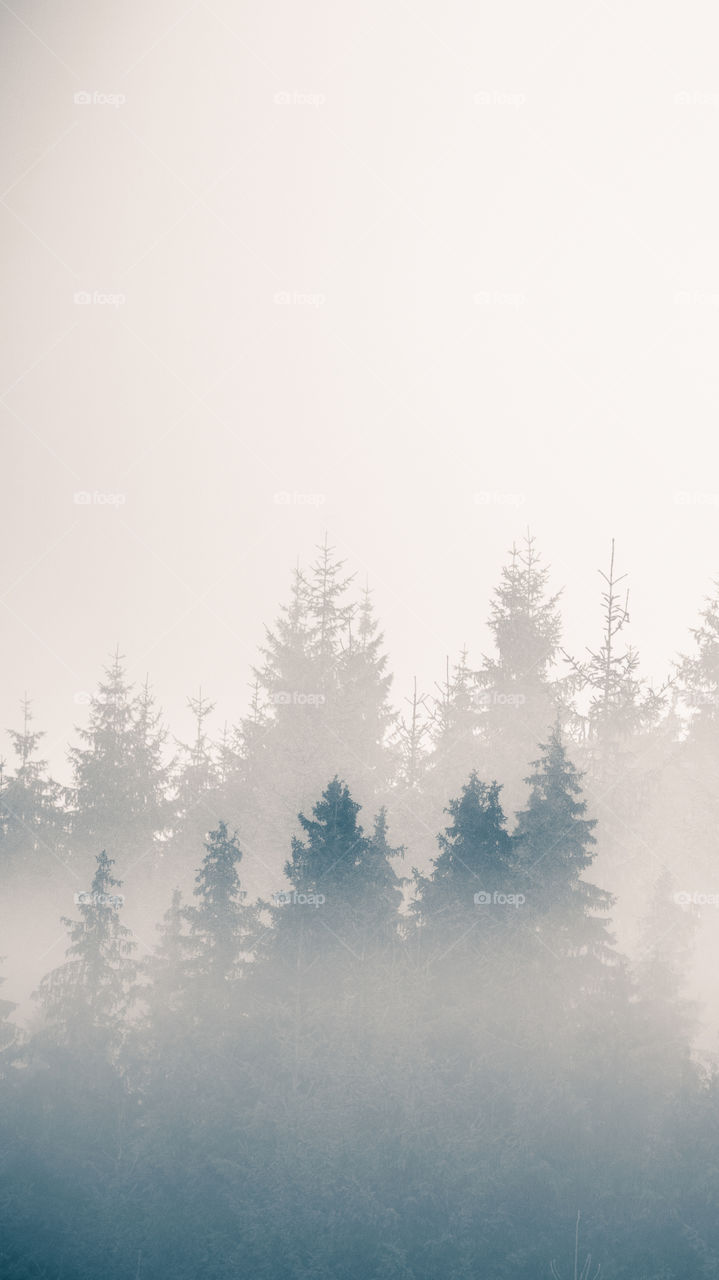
[1, 533, 717, 934]
[2, 532, 719, 1278]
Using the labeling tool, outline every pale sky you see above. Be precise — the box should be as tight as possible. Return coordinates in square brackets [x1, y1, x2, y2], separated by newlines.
[2, 0, 719, 778]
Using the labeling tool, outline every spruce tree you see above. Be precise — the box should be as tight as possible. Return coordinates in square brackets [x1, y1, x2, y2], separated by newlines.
[184, 821, 254, 1018]
[35, 850, 136, 1055]
[428, 650, 482, 807]
[563, 543, 667, 945]
[68, 652, 170, 876]
[676, 579, 719, 741]
[412, 773, 517, 952]
[271, 777, 404, 966]
[250, 545, 396, 891]
[0, 695, 63, 879]
[476, 531, 566, 811]
[565, 540, 663, 746]
[167, 689, 221, 887]
[513, 725, 615, 990]
[334, 585, 397, 791]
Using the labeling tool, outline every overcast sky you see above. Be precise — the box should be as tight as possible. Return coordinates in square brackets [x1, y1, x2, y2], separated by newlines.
[2, 0, 718, 778]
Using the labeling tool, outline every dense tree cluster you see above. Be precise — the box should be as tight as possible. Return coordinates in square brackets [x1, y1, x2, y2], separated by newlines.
[2, 533, 719, 1278]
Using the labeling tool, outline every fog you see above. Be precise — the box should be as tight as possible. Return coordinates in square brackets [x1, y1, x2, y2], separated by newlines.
[2, 2, 719, 1277]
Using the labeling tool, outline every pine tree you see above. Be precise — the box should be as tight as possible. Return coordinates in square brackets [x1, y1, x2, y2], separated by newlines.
[565, 540, 663, 746]
[477, 531, 566, 810]
[184, 821, 254, 1017]
[272, 777, 404, 965]
[0, 695, 63, 878]
[563, 543, 667, 946]
[250, 545, 396, 893]
[412, 773, 517, 952]
[484, 530, 562, 683]
[394, 677, 431, 791]
[676, 579, 719, 741]
[68, 651, 170, 876]
[334, 584, 397, 791]
[35, 851, 136, 1055]
[428, 650, 482, 803]
[168, 689, 221, 887]
[138, 888, 193, 1030]
[513, 725, 615, 990]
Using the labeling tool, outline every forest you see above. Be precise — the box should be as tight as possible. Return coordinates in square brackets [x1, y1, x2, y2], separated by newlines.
[1, 532, 719, 1279]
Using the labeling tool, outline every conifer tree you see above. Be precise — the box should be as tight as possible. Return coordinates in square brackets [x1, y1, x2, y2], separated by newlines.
[168, 689, 221, 886]
[334, 585, 397, 790]
[565, 540, 663, 746]
[0, 695, 63, 878]
[476, 531, 566, 810]
[68, 652, 170, 875]
[35, 851, 136, 1055]
[676, 579, 719, 742]
[513, 725, 615, 988]
[184, 821, 254, 1017]
[272, 777, 404, 965]
[564, 543, 667, 941]
[394, 677, 431, 791]
[250, 545, 396, 890]
[412, 773, 517, 950]
[428, 650, 482, 803]
[138, 888, 193, 1033]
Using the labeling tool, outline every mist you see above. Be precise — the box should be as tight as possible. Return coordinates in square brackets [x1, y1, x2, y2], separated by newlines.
[2, 2, 719, 1277]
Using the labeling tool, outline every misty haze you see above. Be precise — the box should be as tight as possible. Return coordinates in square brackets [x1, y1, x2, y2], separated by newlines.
[2, 2, 719, 1278]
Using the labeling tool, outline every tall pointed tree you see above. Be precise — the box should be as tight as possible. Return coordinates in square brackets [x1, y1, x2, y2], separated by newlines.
[564, 543, 667, 941]
[513, 725, 615, 991]
[412, 773, 517, 952]
[168, 689, 221, 886]
[676, 578, 719, 742]
[68, 652, 170, 876]
[249, 545, 396, 892]
[270, 778, 404, 968]
[184, 821, 255, 1019]
[476, 530, 566, 810]
[0, 695, 63, 878]
[35, 851, 136, 1055]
